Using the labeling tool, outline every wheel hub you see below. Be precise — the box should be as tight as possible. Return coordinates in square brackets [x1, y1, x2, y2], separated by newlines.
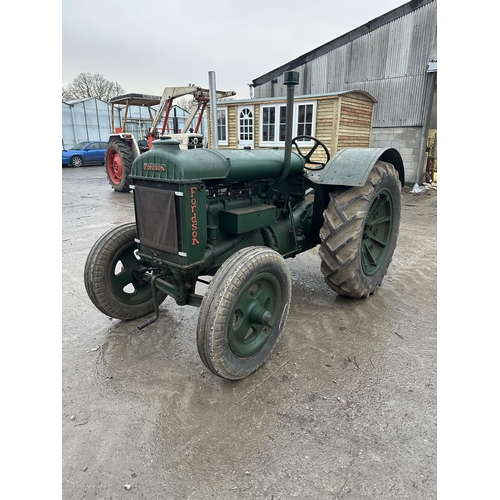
[107, 150, 123, 184]
[361, 189, 394, 276]
[228, 273, 280, 358]
[109, 242, 151, 304]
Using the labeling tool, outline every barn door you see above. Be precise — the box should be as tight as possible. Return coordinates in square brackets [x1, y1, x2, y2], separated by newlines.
[237, 105, 254, 149]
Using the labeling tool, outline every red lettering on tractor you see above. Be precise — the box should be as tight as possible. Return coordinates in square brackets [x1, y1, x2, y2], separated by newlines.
[143, 163, 165, 171]
[190, 187, 200, 245]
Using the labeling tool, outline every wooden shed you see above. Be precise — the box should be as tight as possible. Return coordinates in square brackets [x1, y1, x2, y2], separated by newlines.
[207, 90, 377, 162]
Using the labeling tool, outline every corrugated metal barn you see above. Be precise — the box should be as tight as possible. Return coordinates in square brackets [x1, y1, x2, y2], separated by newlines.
[251, 0, 437, 184]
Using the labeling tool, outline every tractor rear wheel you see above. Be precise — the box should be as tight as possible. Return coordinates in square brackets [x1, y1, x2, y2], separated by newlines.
[197, 246, 292, 380]
[318, 161, 401, 298]
[84, 222, 167, 320]
[106, 139, 133, 192]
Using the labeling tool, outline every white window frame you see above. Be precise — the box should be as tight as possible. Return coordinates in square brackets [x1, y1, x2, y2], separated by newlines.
[260, 103, 287, 144]
[217, 107, 228, 146]
[259, 101, 317, 147]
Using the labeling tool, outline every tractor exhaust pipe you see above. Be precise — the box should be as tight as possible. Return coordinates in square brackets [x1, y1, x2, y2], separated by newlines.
[209, 71, 219, 149]
[271, 71, 300, 191]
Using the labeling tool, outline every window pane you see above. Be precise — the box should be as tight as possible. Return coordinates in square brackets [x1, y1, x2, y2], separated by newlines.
[279, 106, 287, 141]
[298, 106, 304, 122]
[306, 104, 313, 122]
[280, 106, 287, 122]
[218, 125, 226, 141]
[279, 125, 286, 142]
[262, 106, 273, 142]
[297, 104, 314, 138]
[261, 105, 289, 143]
[217, 109, 227, 142]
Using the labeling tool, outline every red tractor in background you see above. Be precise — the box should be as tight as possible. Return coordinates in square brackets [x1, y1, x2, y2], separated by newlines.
[106, 85, 236, 192]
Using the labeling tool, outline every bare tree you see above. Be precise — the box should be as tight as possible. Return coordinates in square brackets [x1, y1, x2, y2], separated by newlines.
[62, 73, 125, 102]
[176, 95, 234, 112]
[176, 96, 196, 112]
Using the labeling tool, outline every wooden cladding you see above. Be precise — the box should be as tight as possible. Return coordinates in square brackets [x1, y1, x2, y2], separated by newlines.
[208, 90, 374, 154]
[336, 96, 373, 151]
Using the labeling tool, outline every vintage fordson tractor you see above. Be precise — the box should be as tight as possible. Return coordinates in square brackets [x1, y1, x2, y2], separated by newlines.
[84, 72, 405, 380]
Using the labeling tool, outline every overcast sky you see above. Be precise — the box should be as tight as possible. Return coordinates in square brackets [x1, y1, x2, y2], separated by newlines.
[62, 0, 408, 100]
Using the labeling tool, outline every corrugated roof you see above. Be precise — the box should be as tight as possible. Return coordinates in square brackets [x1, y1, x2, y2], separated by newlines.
[63, 96, 108, 106]
[211, 89, 377, 106]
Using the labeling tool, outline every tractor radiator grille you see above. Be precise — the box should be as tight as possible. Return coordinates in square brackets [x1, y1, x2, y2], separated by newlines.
[134, 185, 180, 254]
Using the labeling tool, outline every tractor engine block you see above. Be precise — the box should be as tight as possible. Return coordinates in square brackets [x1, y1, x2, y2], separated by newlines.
[130, 137, 313, 280]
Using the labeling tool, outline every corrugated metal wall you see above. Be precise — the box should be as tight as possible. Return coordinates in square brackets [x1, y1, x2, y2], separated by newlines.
[253, 0, 436, 128]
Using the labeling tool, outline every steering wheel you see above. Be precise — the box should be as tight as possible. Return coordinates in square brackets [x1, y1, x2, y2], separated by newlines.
[291, 135, 330, 170]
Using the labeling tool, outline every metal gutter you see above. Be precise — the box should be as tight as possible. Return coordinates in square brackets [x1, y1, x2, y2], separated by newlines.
[210, 90, 377, 106]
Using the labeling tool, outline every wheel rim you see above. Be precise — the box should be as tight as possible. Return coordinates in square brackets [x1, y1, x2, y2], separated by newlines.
[361, 188, 394, 276]
[107, 148, 122, 185]
[109, 241, 152, 305]
[228, 272, 281, 358]
[72, 157, 82, 167]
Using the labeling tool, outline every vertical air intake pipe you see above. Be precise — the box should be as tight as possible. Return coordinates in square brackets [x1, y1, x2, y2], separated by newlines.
[270, 71, 300, 192]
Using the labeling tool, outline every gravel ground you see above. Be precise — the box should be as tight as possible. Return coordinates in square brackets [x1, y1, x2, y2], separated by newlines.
[59, 165, 437, 499]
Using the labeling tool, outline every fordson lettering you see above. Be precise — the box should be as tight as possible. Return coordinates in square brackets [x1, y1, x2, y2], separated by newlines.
[190, 187, 200, 245]
[143, 163, 165, 171]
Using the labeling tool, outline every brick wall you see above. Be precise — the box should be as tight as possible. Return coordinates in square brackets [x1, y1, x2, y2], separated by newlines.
[371, 127, 423, 184]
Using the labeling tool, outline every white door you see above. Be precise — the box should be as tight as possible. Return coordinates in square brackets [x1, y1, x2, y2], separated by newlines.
[237, 106, 254, 149]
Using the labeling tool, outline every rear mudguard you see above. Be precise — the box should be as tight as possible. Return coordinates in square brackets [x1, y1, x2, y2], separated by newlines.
[108, 133, 141, 159]
[306, 147, 405, 245]
[304, 147, 405, 187]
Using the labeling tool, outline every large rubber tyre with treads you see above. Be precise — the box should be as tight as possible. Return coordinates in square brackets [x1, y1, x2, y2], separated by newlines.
[105, 139, 133, 192]
[197, 246, 292, 380]
[318, 161, 401, 298]
[84, 222, 167, 320]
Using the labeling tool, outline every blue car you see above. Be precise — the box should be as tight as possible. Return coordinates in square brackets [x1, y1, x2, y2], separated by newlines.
[62, 141, 108, 167]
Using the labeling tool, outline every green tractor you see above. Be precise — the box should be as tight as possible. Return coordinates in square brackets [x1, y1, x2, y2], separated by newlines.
[85, 72, 404, 380]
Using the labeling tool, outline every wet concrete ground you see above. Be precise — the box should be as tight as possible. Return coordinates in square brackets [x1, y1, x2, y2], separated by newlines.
[62, 165, 437, 499]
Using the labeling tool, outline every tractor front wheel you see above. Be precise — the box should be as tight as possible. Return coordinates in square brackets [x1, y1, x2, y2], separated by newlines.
[197, 247, 292, 380]
[105, 139, 133, 192]
[84, 222, 167, 320]
[318, 161, 401, 298]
